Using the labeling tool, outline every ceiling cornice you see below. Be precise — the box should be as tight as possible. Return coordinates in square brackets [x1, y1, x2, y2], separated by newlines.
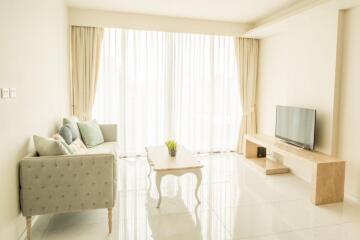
[243, 0, 360, 39]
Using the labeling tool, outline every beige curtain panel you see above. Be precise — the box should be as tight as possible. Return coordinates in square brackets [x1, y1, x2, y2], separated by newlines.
[235, 37, 259, 153]
[71, 26, 104, 121]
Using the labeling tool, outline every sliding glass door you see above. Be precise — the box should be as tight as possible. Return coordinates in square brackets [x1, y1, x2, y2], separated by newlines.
[93, 28, 240, 155]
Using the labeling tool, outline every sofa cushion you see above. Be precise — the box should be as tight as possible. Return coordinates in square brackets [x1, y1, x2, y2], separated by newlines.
[33, 135, 70, 156]
[86, 142, 119, 157]
[77, 120, 104, 148]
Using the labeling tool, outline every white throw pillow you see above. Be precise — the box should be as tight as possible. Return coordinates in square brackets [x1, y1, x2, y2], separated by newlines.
[70, 138, 88, 154]
[33, 135, 70, 156]
[53, 134, 74, 154]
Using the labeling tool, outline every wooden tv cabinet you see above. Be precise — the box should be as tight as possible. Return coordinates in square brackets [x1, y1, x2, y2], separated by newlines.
[245, 134, 345, 205]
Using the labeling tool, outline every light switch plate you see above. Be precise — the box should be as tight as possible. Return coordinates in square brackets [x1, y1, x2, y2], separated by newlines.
[10, 88, 16, 98]
[1, 88, 10, 98]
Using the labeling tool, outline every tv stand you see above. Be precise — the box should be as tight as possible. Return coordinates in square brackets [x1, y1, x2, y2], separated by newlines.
[245, 134, 345, 205]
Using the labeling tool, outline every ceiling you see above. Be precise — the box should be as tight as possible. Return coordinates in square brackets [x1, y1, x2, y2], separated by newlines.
[66, 0, 302, 23]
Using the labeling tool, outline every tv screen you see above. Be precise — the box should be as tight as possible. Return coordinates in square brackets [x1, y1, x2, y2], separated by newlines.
[275, 106, 316, 150]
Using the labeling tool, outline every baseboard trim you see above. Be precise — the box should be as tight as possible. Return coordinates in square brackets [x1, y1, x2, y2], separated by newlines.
[345, 192, 360, 206]
[17, 216, 38, 240]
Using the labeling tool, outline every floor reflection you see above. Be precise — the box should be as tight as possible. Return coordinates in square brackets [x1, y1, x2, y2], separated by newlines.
[145, 186, 202, 240]
[117, 156, 230, 240]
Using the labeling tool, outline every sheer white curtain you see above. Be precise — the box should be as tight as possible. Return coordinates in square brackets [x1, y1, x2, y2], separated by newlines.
[93, 28, 240, 155]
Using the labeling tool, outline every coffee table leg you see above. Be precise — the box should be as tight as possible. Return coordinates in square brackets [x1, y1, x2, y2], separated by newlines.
[147, 165, 151, 178]
[147, 160, 152, 192]
[156, 173, 163, 208]
[194, 169, 202, 204]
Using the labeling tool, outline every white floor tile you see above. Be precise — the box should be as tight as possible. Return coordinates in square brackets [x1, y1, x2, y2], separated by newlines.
[30, 153, 360, 240]
[239, 221, 360, 240]
[270, 199, 360, 230]
[214, 203, 293, 239]
[118, 209, 230, 240]
[42, 222, 116, 240]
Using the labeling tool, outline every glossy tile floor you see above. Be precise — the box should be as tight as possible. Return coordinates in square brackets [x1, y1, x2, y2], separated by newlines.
[31, 153, 360, 240]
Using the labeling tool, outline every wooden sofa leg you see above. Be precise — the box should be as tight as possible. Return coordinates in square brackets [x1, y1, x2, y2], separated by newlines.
[108, 208, 112, 234]
[26, 216, 32, 240]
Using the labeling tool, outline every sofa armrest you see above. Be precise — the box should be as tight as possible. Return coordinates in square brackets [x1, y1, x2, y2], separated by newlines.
[20, 153, 116, 217]
[99, 124, 117, 142]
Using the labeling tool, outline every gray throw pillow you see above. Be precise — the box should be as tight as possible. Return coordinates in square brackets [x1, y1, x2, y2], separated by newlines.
[63, 117, 80, 140]
[59, 125, 73, 145]
[77, 120, 104, 148]
[33, 135, 70, 156]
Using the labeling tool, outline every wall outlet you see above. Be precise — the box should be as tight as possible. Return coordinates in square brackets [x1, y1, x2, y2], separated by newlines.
[10, 88, 16, 98]
[1, 88, 10, 98]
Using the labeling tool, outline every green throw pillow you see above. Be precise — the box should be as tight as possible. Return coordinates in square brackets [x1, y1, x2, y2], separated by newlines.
[77, 120, 104, 148]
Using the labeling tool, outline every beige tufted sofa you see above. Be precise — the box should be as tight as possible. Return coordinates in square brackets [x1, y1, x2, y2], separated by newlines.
[20, 124, 118, 240]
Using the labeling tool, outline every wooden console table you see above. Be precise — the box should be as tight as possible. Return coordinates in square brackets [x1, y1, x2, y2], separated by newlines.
[245, 134, 345, 205]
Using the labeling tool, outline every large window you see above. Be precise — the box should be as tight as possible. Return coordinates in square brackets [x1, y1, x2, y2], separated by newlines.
[93, 28, 241, 155]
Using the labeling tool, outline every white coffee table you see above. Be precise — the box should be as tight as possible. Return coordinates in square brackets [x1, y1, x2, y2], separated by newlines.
[146, 146, 203, 208]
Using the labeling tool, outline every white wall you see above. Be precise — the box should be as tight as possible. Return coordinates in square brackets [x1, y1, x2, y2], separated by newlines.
[69, 8, 251, 36]
[0, 0, 70, 239]
[256, 3, 360, 201]
[257, 10, 341, 181]
[337, 6, 360, 201]
[257, 10, 340, 154]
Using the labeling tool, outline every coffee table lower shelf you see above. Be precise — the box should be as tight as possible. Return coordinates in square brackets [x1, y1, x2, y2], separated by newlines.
[245, 157, 289, 175]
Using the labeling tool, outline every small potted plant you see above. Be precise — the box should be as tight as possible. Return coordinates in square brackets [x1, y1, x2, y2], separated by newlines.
[165, 140, 177, 157]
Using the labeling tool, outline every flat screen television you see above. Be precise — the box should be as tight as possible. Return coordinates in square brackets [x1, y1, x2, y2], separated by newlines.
[275, 105, 316, 150]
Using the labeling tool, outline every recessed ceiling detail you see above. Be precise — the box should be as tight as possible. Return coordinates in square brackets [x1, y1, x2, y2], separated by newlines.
[66, 0, 302, 23]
